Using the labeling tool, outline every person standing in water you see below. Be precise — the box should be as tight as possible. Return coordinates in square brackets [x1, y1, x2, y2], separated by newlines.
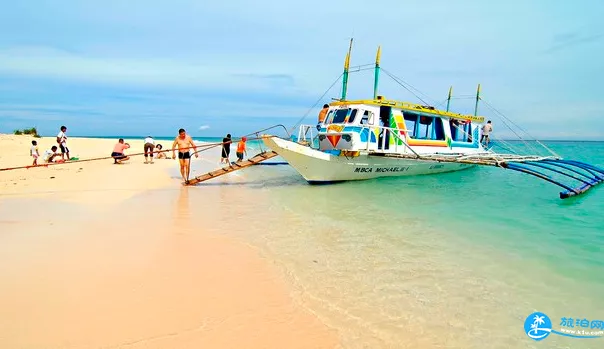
[144, 135, 155, 164]
[221, 133, 232, 165]
[172, 128, 198, 184]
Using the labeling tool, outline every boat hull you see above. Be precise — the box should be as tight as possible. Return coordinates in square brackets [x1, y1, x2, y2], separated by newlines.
[263, 136, 474, 182]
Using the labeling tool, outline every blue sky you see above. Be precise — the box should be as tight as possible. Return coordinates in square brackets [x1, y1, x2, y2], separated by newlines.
[0, 0, 602, 139]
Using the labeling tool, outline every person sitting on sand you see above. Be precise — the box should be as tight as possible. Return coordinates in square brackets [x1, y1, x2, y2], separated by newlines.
[236, 137, 247, 162]
[43, 146, 63, 163]
[111, 139, 131, 164]
[31, 140, 40, 166]
[155, 144, 170, 159]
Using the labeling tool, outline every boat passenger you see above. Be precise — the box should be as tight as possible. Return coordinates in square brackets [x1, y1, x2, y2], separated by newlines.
[481, 120, 493, 147]
[317, 104, 329, 130]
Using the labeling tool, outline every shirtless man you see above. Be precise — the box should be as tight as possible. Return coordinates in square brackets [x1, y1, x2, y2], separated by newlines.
[172, 128, 198, 183]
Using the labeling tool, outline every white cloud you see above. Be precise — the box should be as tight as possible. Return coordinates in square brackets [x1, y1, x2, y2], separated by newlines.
[198, 125, 210, 130]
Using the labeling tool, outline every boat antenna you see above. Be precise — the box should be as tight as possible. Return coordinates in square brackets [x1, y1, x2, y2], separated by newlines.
[341, 37, 353, 101]
[373, 45, 381, 99]
[474, 83, 481, 116]
[446, 86, 453, 112]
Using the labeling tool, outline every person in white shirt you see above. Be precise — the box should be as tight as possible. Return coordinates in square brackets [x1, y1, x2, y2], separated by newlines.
[30, 140, 40, 166]
[144, 136, 155, 164]
[43, 146, 63, 163]
[56, 125, 70, 160]
[481, 120, 493, 147]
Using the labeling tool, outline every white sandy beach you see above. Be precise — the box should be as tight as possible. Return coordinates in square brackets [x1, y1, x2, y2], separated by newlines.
[0, 134, 339, 348]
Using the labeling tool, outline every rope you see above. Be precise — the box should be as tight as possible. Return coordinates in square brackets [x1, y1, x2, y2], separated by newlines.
[480, 100, 559, 157]
[381, 69, 437, 106]
[288, 73, 344, 135]
[0, 135, 277, 173]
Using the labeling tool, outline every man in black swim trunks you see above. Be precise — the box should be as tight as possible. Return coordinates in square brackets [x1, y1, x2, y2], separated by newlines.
[172, 128, 198, 183]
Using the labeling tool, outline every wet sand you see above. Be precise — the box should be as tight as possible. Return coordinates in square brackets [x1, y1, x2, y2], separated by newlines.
[0, 134, 338, 348]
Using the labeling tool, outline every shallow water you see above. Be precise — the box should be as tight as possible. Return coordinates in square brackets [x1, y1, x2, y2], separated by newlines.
[184, 141, 604, 348]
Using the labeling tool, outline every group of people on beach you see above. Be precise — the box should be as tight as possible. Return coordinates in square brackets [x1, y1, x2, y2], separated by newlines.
[111, 129, 248, 183]
[31, 125, 250, 184]
[30, 125, 71, 166]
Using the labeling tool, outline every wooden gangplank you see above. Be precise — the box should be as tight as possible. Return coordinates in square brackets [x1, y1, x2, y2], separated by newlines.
[185, 151, 279, 185]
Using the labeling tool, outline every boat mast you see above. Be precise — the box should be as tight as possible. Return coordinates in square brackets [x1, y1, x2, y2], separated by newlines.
[446, 86, 453, 112]
[474, 84, 481, 116]
[373, 46, 381, 99]
[341, 38, 353, 101]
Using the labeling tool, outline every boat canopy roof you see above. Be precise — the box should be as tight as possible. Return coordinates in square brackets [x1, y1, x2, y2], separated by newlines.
[329, 98, 486, 123]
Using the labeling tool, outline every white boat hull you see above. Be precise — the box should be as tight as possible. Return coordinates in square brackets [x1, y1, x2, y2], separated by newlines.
[263, 137, 474, 183]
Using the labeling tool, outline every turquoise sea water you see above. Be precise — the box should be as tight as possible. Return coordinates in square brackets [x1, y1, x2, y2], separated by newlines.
[180, 140, 604, 348]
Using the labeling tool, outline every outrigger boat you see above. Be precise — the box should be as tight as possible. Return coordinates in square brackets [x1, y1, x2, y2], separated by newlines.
[186, 41, 603, 199]
[256, 41, 604, 199]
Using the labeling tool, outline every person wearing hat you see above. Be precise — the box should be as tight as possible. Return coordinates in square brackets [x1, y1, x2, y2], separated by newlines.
[236, 137, 247, 162]
[144, 135, 155, 164]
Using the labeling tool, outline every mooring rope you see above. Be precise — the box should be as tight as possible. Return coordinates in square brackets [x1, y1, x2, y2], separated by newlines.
[0, 135, 277, 173]
[289, 73, 344, 135]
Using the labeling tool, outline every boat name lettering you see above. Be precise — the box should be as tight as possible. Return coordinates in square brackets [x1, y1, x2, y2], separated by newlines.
[429, 164, 444, 169]
[354, 167, 410, 173]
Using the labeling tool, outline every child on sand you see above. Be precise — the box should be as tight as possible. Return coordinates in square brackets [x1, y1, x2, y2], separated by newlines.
[236, 137, 247, 162]
[43, 146, 63, 163]
[30, 140, 39, 166]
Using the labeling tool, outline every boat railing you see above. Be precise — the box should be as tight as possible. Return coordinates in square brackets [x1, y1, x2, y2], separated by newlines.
[297, 124, 317, 147]
[357, 124, 420, 158]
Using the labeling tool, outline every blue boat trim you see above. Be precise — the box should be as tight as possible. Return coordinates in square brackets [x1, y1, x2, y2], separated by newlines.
[307, 180, 347, 185]
[500, 159, 604, 199]
[255, 162, 289, 166]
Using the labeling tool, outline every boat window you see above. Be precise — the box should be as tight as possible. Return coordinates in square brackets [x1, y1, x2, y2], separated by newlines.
[324, 110, 334, 125]
[450, 119, 473, 142]
[360, 110, 369, 125]
[404, 112, 418, 137]
[416, 115, 445, 140]
[332, 109, 349, 124]
[347, 109, 358, 123]
[465, 122, 473, 142]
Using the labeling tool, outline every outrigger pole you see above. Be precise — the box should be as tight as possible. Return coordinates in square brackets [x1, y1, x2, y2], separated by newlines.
[474, 83, 481, 116]
[373, 46, 381, 99]
[341, 38, 353, 101]
[446, 86, 453, 112]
